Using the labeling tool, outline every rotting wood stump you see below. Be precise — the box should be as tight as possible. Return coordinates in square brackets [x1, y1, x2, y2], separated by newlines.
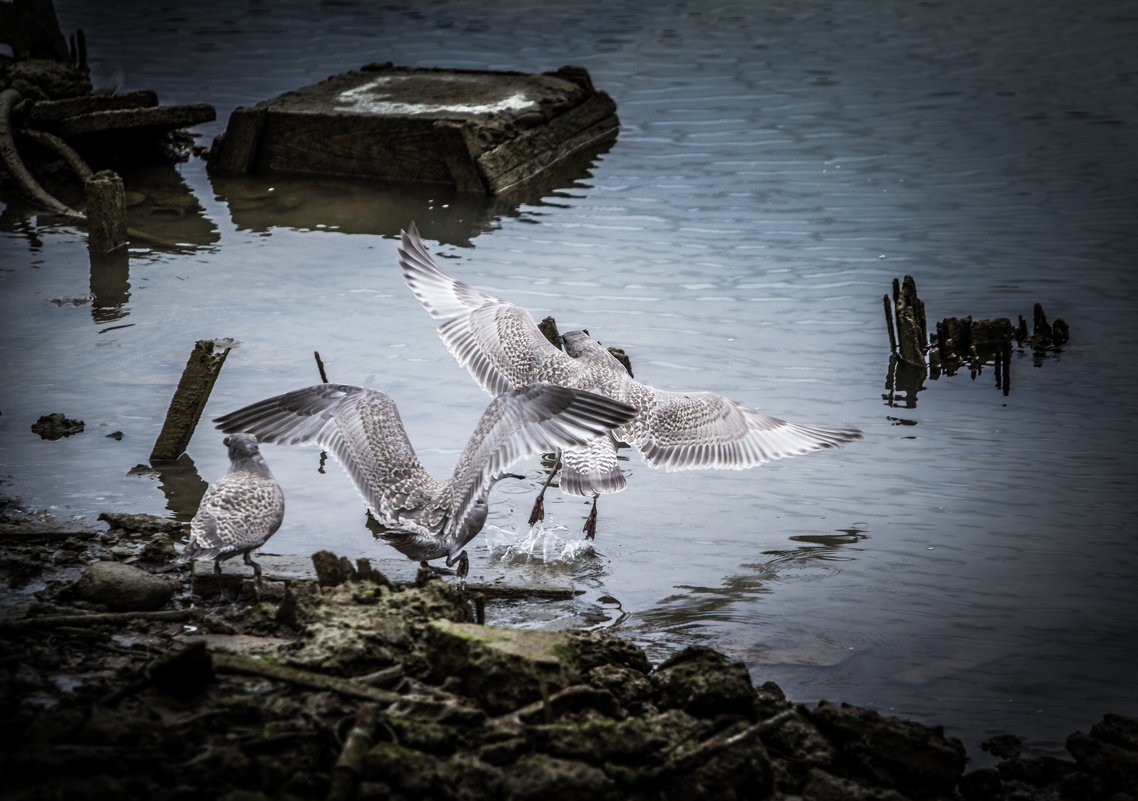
[207, 62, 619, 195]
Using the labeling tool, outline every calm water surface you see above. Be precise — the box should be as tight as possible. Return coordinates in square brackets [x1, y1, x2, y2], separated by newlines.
[3, 0, 1137, 765]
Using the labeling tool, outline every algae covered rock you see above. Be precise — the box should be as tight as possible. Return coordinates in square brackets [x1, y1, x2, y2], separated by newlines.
[808, 700, 967, 798]
[502, 753, 617, 801]
[587, 663, 655, 714]
[425, 620, 582, 715]
[650, 645, 759, 721]
[278, 569, 473, 677]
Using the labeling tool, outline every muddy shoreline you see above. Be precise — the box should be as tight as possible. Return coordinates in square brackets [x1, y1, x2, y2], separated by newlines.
[1, 506, 1134, 801]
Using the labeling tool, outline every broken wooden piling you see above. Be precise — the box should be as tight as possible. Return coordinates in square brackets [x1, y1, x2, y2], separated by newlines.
[887, 275, 928, 366]
[884, 276, 1069, 399]
[150, 339, 233, 462]
[83, 169, 127, 253]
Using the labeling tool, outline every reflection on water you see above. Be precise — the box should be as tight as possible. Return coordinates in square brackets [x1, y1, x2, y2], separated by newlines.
[210, 137, 615, 245]
[137, 454, 209, 522]
[121, 163, 219, 248]
[628, 529, 867, 641]
[89, 249, 130, 323]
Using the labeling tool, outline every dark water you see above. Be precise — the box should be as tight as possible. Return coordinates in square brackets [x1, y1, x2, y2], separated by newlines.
[2, 0, 1137, 765]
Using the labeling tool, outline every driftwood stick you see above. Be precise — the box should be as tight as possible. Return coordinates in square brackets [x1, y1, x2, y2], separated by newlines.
[314, 350, 329, 383]
[0, 609, 195, 632]
[658, 708, 799, 776]
[0, 527, 104, 542]
[151, 339, 233, 462]
[327, 702, 380, 801]
[211, 652, 402, 705]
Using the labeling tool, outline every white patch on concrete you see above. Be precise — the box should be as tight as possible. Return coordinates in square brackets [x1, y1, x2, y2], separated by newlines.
[335, 77, 537, 115]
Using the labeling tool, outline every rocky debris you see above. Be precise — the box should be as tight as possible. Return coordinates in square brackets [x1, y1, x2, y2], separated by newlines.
[1067, 713, 1138, 796]
[72, 560, 175, 611]
[30, 411, 84, 439]
[97, 511, 185, 536]
[0, 508, 1134, 801]
[807, 701, 967, 799]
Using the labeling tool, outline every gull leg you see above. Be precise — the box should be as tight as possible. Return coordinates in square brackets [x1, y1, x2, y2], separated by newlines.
[445, 550, 469, 579]
[529, 452, 562, 526]
[213, 558, 234, 603]
[244, 551, 263, 600]
[583, 495, 599, 540]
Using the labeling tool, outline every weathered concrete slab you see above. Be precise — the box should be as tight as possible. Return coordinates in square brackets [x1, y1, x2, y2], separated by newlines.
[208, 62, 619, 195]
[191, 552, 578, 601]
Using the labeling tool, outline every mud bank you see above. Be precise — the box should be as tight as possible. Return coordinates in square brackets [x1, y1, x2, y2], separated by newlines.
[1, 507, 1135, 801]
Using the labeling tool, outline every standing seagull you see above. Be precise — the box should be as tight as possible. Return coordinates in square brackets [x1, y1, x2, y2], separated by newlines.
[213, 382, 635, 577]
[175, 433, 285, 600]
[398, 222, 862, 536]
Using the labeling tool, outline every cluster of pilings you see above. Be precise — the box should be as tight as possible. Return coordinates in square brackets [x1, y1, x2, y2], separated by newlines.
[883, 275, 1069, 402]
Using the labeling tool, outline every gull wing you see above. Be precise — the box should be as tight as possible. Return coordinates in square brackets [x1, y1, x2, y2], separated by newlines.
[399, 223, 573, 395]
[447, 383, 636, 540]
[633, 388, 863, 472]
[214, 384, 437, 528]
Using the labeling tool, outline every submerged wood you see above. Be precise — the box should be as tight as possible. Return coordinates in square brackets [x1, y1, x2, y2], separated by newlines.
[0, 609, 193, 632]
[886, 276, 1068, 397]
[84, 169, 127, 253]
[891, 275, 927, 366]
[150, 339, 233, 462]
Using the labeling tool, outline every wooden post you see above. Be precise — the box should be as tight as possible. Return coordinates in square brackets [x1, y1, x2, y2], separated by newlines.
[84, 169, 128, 253]
[150, 339, 233, 462]
[883, 294, 897, 352]
[892, 275, 927, 366]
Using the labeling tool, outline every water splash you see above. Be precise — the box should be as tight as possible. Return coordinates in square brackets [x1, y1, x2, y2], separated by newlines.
[480, 523, 595, 567]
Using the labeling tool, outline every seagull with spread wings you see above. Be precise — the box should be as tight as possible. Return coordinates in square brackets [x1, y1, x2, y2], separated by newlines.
[214, 382, 635, 577]
[398, 222, 862, 537]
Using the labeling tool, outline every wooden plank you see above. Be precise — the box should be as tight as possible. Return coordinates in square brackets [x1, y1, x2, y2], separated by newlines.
[61, 103, 216, 137]
[25, 91, 159, 123]
[191, 553, 578, 601]
[150, 339, 232, 462]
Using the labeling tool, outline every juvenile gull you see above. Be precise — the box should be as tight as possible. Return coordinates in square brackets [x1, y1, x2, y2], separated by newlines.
[213, 382, 636, 577]
[398, 222, 863, 536]
[174, 433, 285, 600]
